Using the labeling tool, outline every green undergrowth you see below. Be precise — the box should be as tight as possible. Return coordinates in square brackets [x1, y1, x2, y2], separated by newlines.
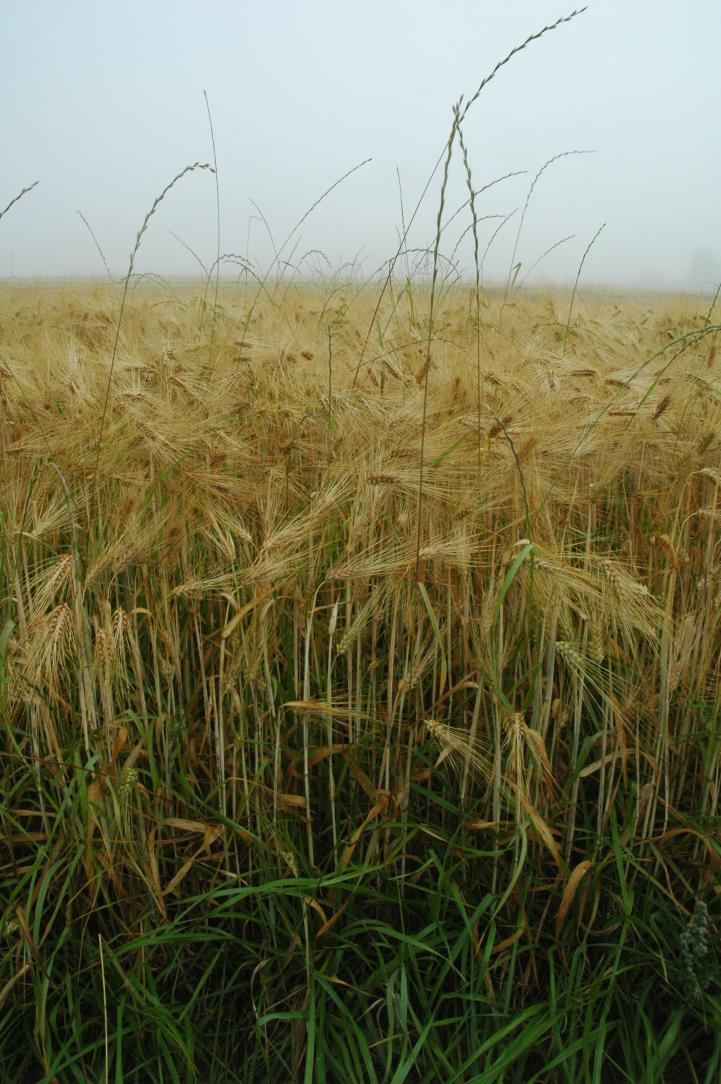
[1, 623, 721, 1082]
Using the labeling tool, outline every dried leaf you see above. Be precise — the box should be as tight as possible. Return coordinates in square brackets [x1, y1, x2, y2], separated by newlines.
[555, 860, 593, 937]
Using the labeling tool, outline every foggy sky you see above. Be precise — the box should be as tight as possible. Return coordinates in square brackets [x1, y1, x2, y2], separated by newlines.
[2, 1, 720, 290]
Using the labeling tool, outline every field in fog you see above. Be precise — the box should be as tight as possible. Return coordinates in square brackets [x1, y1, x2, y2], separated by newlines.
[2, 279, 721, 1080]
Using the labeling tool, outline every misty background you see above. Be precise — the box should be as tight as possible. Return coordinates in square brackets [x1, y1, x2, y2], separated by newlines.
[2, 1, 719, 291]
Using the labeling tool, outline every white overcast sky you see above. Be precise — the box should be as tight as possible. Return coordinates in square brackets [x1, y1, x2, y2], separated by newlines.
[2, 1, 719, 289]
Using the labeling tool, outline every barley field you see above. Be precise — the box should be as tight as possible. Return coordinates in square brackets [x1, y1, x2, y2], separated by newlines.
[1, 274, 720, 1081]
